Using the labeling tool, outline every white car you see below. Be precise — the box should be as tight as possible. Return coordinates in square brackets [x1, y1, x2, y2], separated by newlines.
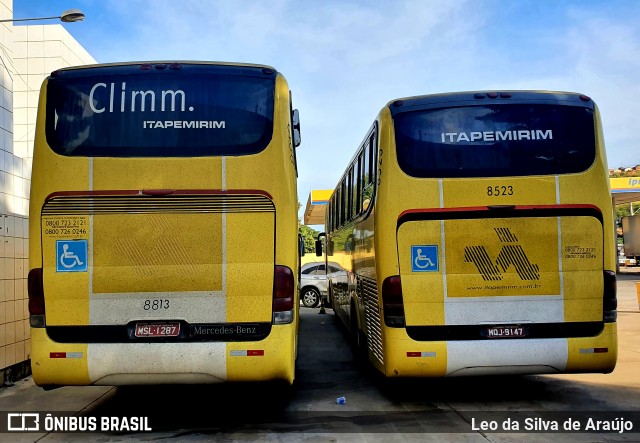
[299, 262, 341, 308]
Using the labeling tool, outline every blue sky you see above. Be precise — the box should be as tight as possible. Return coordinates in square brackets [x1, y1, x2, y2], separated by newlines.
[14, 0, 640, 224]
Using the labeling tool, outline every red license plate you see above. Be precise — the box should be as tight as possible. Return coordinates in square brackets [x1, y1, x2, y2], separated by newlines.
[135, 323, 180, 338]
[485, 326, 526, 338]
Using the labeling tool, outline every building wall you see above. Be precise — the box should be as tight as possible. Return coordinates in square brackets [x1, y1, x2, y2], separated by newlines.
[12, 24, 96, 162]
[0, 0, 95, 375]
[0, 0, 19, 375]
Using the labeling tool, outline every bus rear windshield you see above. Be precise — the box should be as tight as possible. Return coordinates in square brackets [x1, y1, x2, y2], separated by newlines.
[394, 104, 596, 178]
[45, 68, 275, 157]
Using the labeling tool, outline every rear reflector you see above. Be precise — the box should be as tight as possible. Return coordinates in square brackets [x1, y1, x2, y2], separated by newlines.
[407, 351, 437, 358]
[382, 275, 404, 327]
[230, 350, 265, 357]
[579, 348, 608, 354]
[50, 352, 82, 359]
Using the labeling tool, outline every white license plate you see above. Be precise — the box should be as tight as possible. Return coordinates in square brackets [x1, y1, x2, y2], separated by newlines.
[135, 323, 180, 338]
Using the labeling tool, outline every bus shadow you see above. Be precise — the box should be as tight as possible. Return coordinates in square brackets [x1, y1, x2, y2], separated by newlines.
[324, 306, 640, 412]
[372, 373, 640, 415]
[84, 381, 294, 433]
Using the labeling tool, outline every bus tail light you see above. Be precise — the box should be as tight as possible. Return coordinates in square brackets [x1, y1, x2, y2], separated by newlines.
[603, 270, 617, 323]
[382, 275, 405, 328]
[28, 268, 46, 328]
[273, 265, 294, 324]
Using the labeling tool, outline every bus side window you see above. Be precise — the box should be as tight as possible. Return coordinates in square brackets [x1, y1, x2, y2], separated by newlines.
[347, 166, 354, 221]
[363, 143, 371, 187]
[363, 135, 375, 208]
[356, 152, 365, 213]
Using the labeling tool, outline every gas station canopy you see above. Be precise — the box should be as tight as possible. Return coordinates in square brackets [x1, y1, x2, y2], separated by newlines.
[611, 177, 640, 206]
[303, 190, 332, 226]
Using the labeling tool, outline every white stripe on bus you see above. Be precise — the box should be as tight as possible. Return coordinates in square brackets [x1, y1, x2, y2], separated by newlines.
[557, 216, 565, 304]
[89, 291, 226, 324]
[222, 156, 227, 322]
[87, 342, 227, 384]
[446, 338, 568, 376]
[441, 219, 448, 307]
[444, 295, 564, 325]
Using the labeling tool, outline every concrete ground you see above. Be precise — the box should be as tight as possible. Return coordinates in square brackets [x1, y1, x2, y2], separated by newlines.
[0, 270, 638, 442]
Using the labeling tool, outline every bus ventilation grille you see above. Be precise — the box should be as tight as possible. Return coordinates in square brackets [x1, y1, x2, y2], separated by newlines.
[42, 194, 275, 215]
[361, 275, 384, 365]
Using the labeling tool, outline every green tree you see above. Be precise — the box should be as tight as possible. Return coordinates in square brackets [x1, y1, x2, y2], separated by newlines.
[616, 204, 632, 220]
[297, 201, 321, 253]
[299, 224, 320, 253]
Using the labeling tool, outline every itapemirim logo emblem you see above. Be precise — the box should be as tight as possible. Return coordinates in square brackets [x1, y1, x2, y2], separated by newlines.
[464, 228, 540, 281]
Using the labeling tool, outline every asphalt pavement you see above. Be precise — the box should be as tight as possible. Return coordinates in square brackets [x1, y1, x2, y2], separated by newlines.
[0, 270, 638, 441]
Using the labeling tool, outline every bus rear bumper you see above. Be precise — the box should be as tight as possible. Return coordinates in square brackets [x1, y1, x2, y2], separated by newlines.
[30, 326, 296, 387]
[383, 323, 617, 377]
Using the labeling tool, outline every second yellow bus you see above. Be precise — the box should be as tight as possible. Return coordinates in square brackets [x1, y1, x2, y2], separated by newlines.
[321, 90, 617, 377]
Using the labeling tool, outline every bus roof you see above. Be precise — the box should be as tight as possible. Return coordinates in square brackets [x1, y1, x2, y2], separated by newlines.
[50, 60, 278, 76]
[386, 90, 595, 115]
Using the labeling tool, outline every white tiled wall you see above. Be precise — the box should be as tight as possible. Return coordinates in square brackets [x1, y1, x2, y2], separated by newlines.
[0, 0, 17, 370]
[0, 0, 96, 371]
[12, 23, 96, 161]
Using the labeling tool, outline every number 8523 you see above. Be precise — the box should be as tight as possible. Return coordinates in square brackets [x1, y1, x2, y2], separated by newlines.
[487, 185, 513, 196]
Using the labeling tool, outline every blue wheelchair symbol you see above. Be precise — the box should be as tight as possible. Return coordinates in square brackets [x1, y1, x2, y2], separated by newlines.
[56, 240, 88, 272]
[411, 245, 438, 272]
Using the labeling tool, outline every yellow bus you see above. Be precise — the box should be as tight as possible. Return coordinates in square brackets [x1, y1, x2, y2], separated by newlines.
[28, 61, 301, 388]
[321, 90, 617, 377]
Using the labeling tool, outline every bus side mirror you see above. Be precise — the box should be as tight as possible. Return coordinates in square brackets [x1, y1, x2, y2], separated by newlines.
[315, 232, 326, 257]
[292, 109, 301, 148]
[345, 234, 355, 253]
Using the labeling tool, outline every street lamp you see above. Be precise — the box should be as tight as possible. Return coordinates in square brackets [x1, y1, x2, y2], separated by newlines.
[0, 9, 85, 23]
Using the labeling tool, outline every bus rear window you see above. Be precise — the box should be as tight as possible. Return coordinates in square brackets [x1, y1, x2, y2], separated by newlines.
[394, 104, 596, 178]
[45, 66, 275, 157]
